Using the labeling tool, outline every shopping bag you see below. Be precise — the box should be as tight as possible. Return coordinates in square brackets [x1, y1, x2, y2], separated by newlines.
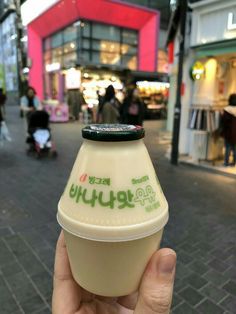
[0, 121, 12, 142]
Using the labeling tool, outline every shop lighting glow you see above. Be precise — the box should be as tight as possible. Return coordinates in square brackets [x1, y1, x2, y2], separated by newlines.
[227, 12, 236, 31]
[10, 34, 17, 40]
[22, 67, 30, 74]
[136, 81, 170, 89]
[191, 61, 205, 80]
[46, 62, 60, 72]
[73, 20, 81, 27]
[20, 36, 28, 42]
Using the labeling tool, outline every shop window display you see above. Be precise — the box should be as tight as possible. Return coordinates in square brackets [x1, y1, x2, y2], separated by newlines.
[63, 42, 76, 54]
[43, 20, 138, 72]
[92, 40, 121, 53]
[80, 21, 138, 70]
[42, 20, 138, 117]
[136, 81, 169, 119]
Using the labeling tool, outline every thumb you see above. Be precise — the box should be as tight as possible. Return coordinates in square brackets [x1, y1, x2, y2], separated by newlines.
[134, 248, 176, 314]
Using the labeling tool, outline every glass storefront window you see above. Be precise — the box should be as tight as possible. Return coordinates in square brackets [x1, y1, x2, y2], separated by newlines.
[122, 29, 138, 45]
[52, 47, 63, 63]
[43, 20, 138, 72]
[121, 44, 137, 55]
[92, 24, 120, 41]
[63, 25, 77, 43]
[82, 22, 91, 37]
[63, 41, 76, 54]
[82, 39, 90, 49]
[51, 32, 63, 48]
[94, 51, 121, 66]
[80, 50, 90, 63]
[92, 40, 120, 53]
[44, 38, 51, 51]
[121, 55, 137, 70]
[63, 52, 77, 68]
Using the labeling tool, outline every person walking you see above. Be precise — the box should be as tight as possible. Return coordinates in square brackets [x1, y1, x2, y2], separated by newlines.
[221, 93, 236, 166]
[100, 85, 120, 124]
[0, 88, 7, 120]
[20, 86, 42, 128]
[121, 87, 145, 126]
[67, 88, 86, 121]
[20, 86, 41, 113]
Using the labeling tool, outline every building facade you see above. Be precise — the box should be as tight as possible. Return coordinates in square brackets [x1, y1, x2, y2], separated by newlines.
[168, 0, 236, 165]
[21, 0, 168, 113]
[0, 1, 18, 97]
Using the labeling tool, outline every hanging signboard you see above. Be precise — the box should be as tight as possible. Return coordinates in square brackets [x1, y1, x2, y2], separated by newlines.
[190, 61, 205, 80]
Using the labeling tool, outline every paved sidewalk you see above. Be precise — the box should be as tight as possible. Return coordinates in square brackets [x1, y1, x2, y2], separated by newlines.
[0, 106, 235, 314]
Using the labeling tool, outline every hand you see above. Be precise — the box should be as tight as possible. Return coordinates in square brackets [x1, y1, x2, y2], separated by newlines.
[52, 231, 176, 314]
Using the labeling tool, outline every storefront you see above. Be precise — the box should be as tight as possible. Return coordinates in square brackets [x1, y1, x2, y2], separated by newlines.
[21, 0, 165, 121]
[168, 0, 236, 174]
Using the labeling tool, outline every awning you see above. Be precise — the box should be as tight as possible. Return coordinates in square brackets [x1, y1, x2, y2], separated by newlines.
[193, 38, 236, 58]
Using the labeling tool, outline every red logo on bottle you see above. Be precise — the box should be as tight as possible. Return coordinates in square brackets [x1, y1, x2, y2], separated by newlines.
[80, 174, 87, 182]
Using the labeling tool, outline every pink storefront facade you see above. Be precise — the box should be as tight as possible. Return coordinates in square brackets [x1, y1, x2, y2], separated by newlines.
[25, 0, 160, 100]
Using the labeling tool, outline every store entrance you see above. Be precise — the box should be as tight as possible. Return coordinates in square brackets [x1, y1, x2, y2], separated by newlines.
[187, 53, 236, 175]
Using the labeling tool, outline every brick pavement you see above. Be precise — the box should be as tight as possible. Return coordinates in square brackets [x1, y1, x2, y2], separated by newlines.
[0, 106, 236, 314]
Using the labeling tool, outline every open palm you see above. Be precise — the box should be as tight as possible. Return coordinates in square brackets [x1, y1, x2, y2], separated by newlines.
[52, 232, 176, 314]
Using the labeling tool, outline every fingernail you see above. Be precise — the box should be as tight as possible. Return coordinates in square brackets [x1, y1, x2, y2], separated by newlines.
[158, 254, 176, 274]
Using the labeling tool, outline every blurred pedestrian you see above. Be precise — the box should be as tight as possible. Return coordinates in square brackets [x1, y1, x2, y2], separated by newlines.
[221, 93, 236, 166]
[20, 86, 42, 127]
[20, 86, 41, 114]
[100, 85, 120, 124]
[121, 87, 145, 126]
[67, 88, 86, 120]
[0, 89, 11, 143]
[0, 88, 7, 120]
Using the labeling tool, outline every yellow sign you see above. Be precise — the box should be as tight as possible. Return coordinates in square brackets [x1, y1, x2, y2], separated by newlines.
[191, 61, 205, 80]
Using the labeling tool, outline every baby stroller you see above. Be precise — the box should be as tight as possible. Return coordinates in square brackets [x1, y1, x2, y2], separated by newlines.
[26, 110, 57, 158]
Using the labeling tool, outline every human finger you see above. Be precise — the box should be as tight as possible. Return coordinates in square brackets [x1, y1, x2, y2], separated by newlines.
[117, 291, 138, 310]
[134, 248, 176, 314]
[52, 230, 81, 313]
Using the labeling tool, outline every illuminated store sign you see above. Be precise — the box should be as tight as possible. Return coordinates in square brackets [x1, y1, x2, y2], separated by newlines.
[191, 61, 205, 80]
[227, 12, 236, 30]
[46, 63, 60, 72]
[66, 68, 81, 89]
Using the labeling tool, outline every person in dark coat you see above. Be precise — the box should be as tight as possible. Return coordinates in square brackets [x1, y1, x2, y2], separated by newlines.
[67, 88, 86, 120]
[0, 88, 7, 121]
[100, 85, 120, 124]
[221, 93, 236, 166]
[121, 87, 145, 126]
